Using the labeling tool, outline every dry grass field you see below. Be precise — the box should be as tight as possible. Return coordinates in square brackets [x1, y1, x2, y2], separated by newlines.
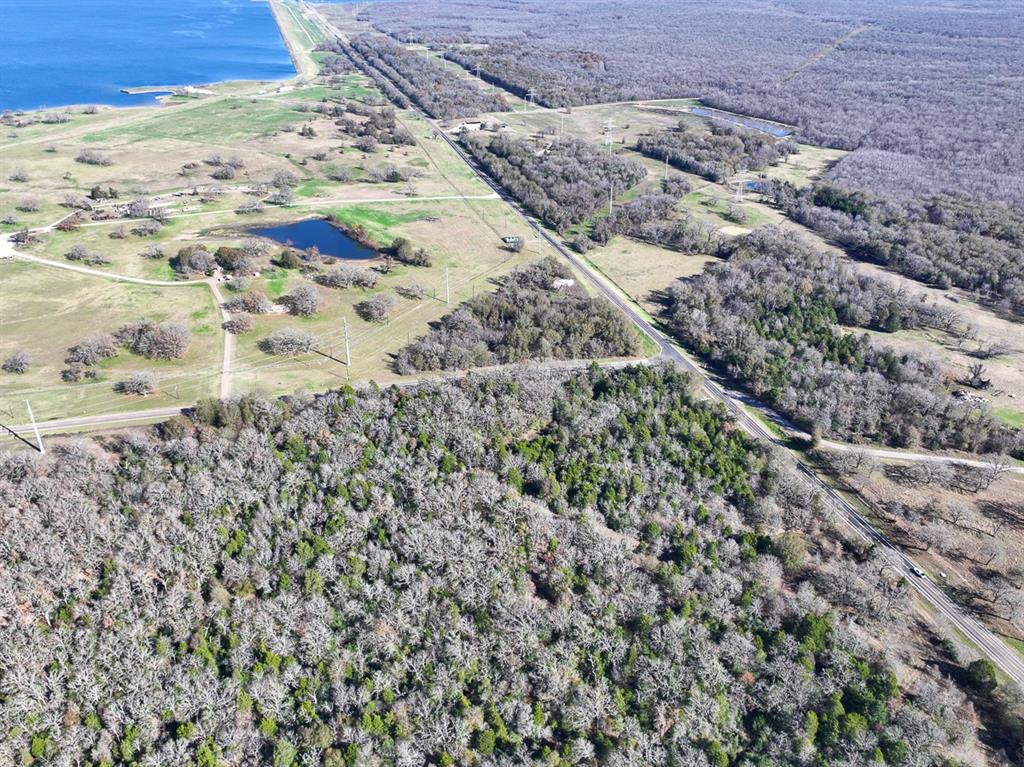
[5, 0, 1019, 441]
[0, 259, 223, 421]
[0, 2, 524, 428]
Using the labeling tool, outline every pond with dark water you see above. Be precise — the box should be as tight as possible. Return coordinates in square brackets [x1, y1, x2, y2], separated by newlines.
[249, 219, 377, 260]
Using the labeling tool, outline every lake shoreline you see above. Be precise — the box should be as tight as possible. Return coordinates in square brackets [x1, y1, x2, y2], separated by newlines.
[1, 0, 297, 114]
[268, 0, 308, 79]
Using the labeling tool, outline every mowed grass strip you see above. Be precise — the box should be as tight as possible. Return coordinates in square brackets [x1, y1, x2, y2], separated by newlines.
[995, 409, 1024, 428]
[328, 206, 436, 244]
[83, 98, 303, 144]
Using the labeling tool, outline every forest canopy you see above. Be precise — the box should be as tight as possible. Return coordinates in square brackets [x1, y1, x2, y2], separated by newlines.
[459, 134, 646, 232]
[0, 365, 984, 765]
[348, 0, 1024, 207]
[768, 182, 1024, 317]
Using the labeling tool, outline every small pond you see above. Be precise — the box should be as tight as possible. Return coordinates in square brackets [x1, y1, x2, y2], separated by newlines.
[691, 107, 793, 137]
[249, 219, 376, 260]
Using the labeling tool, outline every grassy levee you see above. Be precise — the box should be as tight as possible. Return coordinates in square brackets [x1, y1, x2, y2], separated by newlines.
[269, 0, 324, 79]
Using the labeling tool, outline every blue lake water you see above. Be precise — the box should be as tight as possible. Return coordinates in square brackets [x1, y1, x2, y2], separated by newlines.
[0, 0, 295, 112]
[249, 219, 378, 260]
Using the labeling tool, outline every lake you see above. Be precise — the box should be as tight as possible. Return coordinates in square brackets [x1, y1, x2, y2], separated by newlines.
[1, 0, 295, 112]
[249, 219, 378, 260]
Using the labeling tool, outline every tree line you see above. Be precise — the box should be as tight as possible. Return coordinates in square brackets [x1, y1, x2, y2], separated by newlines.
[460, 133, 646, 232]
[768, 181, 1024, 317]
[661, 227, 1023, 456]
[635, 122, 796, 182]
[394, 257, 639, 372]
[576, 184, 721, 256]
[318, 36, 511, 120]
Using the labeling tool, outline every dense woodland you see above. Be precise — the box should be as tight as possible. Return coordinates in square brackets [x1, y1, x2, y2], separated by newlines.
[661, 227, 1023, 456]
[394, 258, 638, 373]
[767, 182, 1024, 317]
[318, 36, 510, 120]
[635, 124, 796, 183]
[4, 365, 1013, 765]
[459, 134, 646, 232]
[346, 0, 1024, 207]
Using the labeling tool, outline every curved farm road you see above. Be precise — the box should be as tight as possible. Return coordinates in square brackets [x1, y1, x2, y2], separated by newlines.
[2, 233, 234, 400]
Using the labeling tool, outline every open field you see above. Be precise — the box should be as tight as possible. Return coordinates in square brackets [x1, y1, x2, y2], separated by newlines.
[227, 197, 547, 394]
[0, 0, 526, 426]
[270, 0, 325, 77]
[856, 323, 1024, 424]
[583, 237, 716, 314]
[0, 259, 223, 421]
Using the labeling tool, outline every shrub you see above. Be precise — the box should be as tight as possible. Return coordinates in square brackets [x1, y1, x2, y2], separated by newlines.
[56, 216, 82, 232]
[260, 329, 320, 356]
[2, 351, 31, 374]
[571, 234, 593, 253]
[214, 246, 255, 275]
[225, 291, 273, 314]
[276, 249, 303, 269]
[236, 200, 265, 215]
[115, 321, 190, 360]
[967, 659, 998, 694]
[354, 135, 378, 153]
[356, 293, 396, 323]
[66, 334, 118, 365]
[226, 277, 250, 293]
[284, 285, 320, 316]
[662, 175, 692, 197]
[75, 149, 113, 166]
[223, 315, 256, 335]
[725, 203, 749, 224]
[390, 237, 429, 266]
[115, 372, 157, 396]
[62, 364, 96, 382]
[131, 219, 162, 237]
[141, 244, 165, 260]
[317, 264, 379, 289]
[172, 246, 217, 276]
[329, 166, 354, 183]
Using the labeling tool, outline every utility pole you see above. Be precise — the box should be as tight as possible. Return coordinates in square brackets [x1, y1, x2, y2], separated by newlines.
[445, 266, 451, 305]
[25, 401, 43, 454]
[343, 317, 351, 367]
[0, 401, 45, 453]
[608, 182, 615, 215]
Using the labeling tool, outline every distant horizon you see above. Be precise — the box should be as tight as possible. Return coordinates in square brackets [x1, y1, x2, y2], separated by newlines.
[0, 0, 295, 112]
